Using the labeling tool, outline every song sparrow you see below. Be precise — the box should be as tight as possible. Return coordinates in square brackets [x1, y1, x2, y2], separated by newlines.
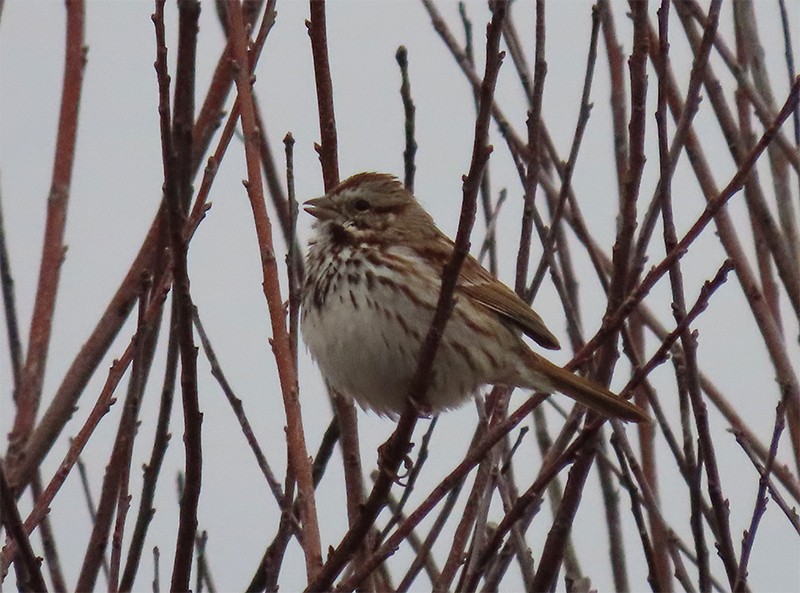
[301, 172, 648, 423]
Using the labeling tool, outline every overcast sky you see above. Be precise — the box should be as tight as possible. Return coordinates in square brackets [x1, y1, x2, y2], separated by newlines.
[1, 1, 799, 591]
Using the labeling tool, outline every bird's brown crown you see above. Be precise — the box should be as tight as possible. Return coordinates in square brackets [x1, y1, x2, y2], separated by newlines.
[305, 173, 438, 242]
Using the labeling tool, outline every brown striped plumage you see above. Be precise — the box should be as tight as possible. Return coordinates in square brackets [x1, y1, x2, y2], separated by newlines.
[301, 173, 648, 423]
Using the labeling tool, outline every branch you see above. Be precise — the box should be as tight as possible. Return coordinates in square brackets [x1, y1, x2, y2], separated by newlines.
[229, 0, 323, 581]
[6, 0, 86, 481]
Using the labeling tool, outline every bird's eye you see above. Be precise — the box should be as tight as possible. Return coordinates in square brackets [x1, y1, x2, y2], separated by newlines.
[353, 198, 371, 212]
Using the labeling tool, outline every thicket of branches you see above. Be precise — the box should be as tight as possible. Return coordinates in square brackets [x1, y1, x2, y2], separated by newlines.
[1, 0, 799, 591]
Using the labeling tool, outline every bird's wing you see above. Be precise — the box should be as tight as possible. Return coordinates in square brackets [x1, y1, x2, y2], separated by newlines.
[458, 255, 561, 350]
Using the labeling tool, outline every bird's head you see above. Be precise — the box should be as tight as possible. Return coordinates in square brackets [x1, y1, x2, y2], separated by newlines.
[304, 173, 437, 244]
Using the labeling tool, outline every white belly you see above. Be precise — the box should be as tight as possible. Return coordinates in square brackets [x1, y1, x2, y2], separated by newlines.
[301, 245, 499, 415]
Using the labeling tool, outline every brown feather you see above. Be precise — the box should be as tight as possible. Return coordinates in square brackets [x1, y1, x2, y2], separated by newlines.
[457, 255, 561, 350]
[418, 229, 561, 350]
[528, 353, 649, 423]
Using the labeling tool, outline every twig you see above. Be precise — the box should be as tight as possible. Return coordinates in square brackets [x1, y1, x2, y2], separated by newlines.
[74, 282, 153, 592]
[310, 4, 508, 590]
[0, 463, 48, 592]
[461, 3, 499, 276]
[734, 400, 788, 591]
[527, 4, 600, 301]
[421, 0, 526, 160]
[621, 260, 734, 398]
[477, 188, 507, 267]
[574, 76, 800, 376]
[378, 417, 439, 543]
[119, 302, 178, 592]
[30, 474, 67, 593]
[673, 1, 800, 322]
[461, 413, 599, 592]
[193, 308, 285, 506]
[9, 0, 258, 496]
[434, 443, 493, 591]
[305, 0, 370, 564]
[657, 4, 737, 589]
[557, 201, 800, 499]
[380, 477, 443, 586]
[633, 0, 723, 285]
[333, 393, 549, 593]
[152, 547, 160, 593]
[733, 430, 800, 534]
[111, 281, 152, 592]
[0, 280, 170, 571]
[230, 0, 322, 581]
[0, 184, 23, 389]
[609, 434, 660, 590]
[778, 0, 800, 136]
[308, 0, 339, 190]
[1, 178, 67, 591]
[515, 0, 547, 298]
[284, 133, 300, 364]
[396, 46, 417, 192]
[152, 2, 204, 590]
[195, 531, 217, 593]
[76, 457, 110, 582]
[597, 0, 629, 190]
[733, 1, 800, 266]
[527, 5, 647, 591]
[6, 0, 85, 483]
[396, 482, 462, 592]
[245, 418, 340, 593]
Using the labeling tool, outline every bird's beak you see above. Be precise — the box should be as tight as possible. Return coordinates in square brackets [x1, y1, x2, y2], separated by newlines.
[304, 196, 338, 221]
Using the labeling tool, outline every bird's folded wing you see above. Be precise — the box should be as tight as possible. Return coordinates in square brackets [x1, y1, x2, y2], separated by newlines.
[458, 258, 561, 350]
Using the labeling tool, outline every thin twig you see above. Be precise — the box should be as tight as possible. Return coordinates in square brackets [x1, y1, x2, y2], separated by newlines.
[76, 457, 110, 582]
[309, 4, 508, 590]
[119, 301, 178, 592]
[154, 2, 203, 590]
[0, 464, 48, 592]
[396, 45, 417, 192]
[0, 183, 23, 389]
[9, 0, 259, 497]
[0, 281, 170, 571]
[734, 400, 789, 591]
[6, 0, 85, 483]
[193, 308, 285, 506]
[231, 0, 322, 581]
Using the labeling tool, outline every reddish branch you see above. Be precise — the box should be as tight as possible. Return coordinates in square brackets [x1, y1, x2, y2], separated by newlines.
[6, 0, 85, 481]
[306, 1, 372, 568]
[734, 400, 788, 591]
[308, 0, 339, 190]
[308, 3, 508, 590]
[8, 0, 263, 495]
[0, 282, 170, 570]
[74, 280, 153, 592]
[514, 0, 546, 297]
[0, 465, 47, 592]
[149, 1, 204, 590]
[333, 395, 550, 593]
[574, 76, 800, 374]
[228, 0, 323, 581]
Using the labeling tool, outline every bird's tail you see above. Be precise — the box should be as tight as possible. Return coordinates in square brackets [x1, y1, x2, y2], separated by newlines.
[524, 353, 649, 423]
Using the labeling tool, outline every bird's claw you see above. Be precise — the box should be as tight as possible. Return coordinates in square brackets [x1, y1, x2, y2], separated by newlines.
[377, 442, 414, 486]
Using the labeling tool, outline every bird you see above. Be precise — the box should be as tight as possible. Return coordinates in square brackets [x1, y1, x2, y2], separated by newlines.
[300, 172, 648, 423]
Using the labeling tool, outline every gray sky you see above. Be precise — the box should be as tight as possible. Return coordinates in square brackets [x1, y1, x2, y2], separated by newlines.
[2, 1, 799, 591]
